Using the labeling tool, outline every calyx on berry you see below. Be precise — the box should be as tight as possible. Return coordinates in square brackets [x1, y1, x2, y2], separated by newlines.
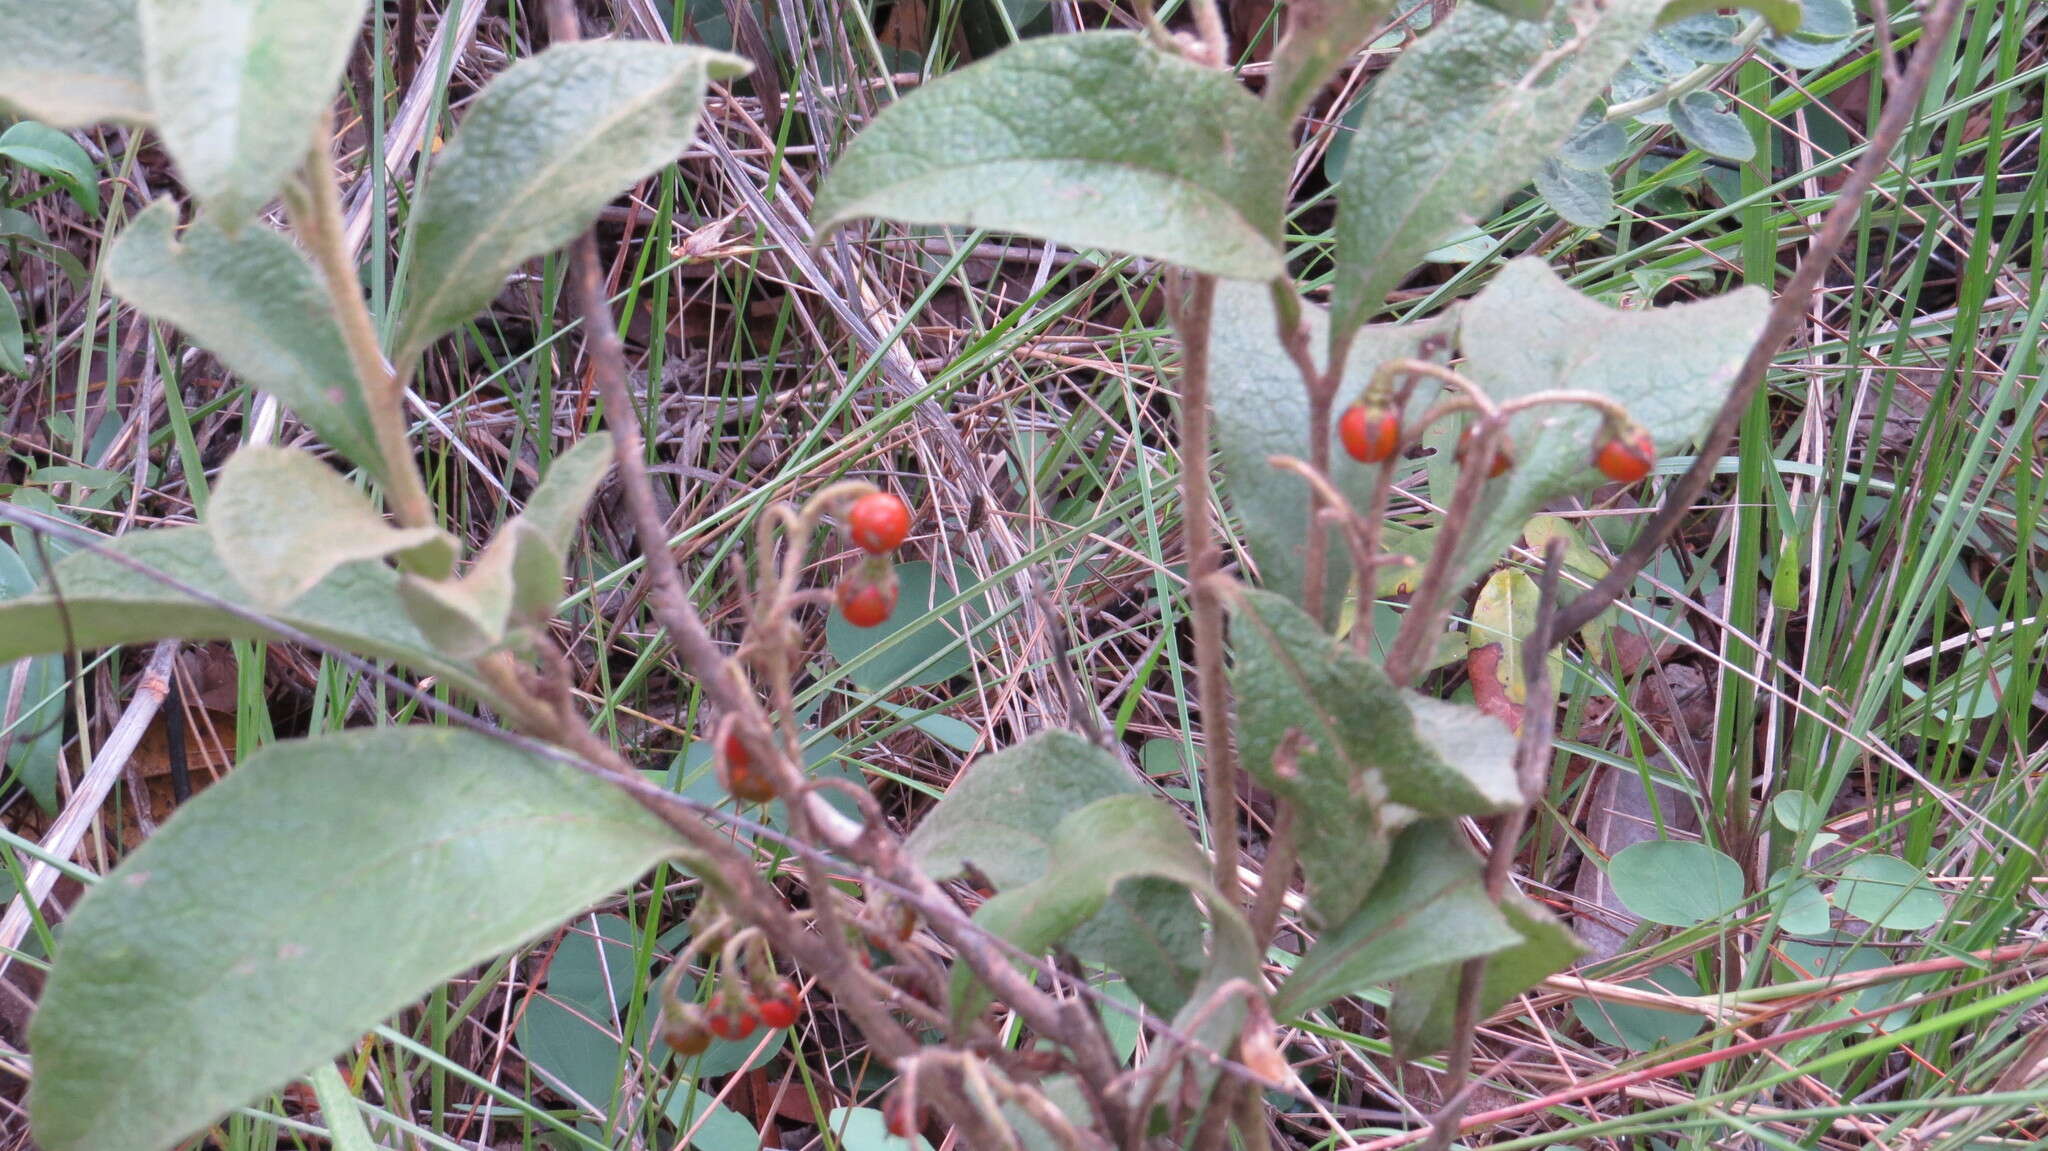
[706, 997, 758, 1041]
[1594, 421, 1656, 484]
[1339, 402, 1400, 464]
[846, 491, 912, 554]
[660, 1008, 712, 1056]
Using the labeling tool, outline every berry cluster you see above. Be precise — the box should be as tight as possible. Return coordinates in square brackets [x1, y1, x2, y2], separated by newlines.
[835, 491, 909, 628]
[659, 977, 804, 1056]
[1338, 399, 1657, 485]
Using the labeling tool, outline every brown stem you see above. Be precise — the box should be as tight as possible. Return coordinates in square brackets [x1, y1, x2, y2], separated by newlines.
[287, 110, 434, 530]
[1172, 275, 1243, 909]
[1549, 0, 1968, 640]
[1382, 417, 1505, 684]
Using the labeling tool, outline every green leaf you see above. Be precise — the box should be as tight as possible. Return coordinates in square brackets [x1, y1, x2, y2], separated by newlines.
[1668, 91, 1755, 162]
[1608, 840, 1746, 927]
[512, 436, 612, 614]
[905, 730, 1205, 1013]
[1659, 0, 1802, 35]
[0, 122, 101, 216]
[1535, 157, 1617, 227]
[398, 529, 520, 659]
[0, 540, 66, 812]
[812, 32, 1288, 280]
[826, 560, 991, 689]
[1387, 888, 1582, 1057]
[0, 284, 24, 375]
[1443, 257, 1767, 584]
[105, 200, 389, 488]
[1466, 568, 1565, 704]
[1207, 280, 1458, 619]
[1571, 963, 1707, 1051]
[962, 793, 1224, 1020]
[307, 1066, 377, 1151]
[1770, 866, 1832, 936]
[1331, 1, 1663, 335]
[1833, 855, 1944, 931]
[395, 41, 747, 365]
[1266, 0, 1402, 122]
[207, 445, 454, 609]
[1771, 789, 1821, 833]
[0, 526, 502, 709]
[1557, 116, 1629, 170]
[1275, 821, 1523, 1016]
[28, 726, 687, 1151]
[1229, 589, 1520, 923]
[829, 1106, 935, 1151]
[139, 0, 367, 218]
[0, 0, 149, 126]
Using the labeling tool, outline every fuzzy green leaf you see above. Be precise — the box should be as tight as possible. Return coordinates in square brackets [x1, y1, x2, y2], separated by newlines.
[1442, 257, 1767, 584]
[396, 42, 747, 365]
[512, 436, 613, 614]
[28, 726, 686, 1151]
[1266, 0, 1402, 122]
[1387, 888, 1583, 1057]
[1275, 821, 1524, 1016]
[1208, 280, 1458, 619]
[0, 0, 149, 126]
[905, 730, 1205, 1014]
[813, 32, 1288, 280]
[0, 526, 500, 708]
[1331, 1, 1662, 335]
[140, 0, 369, 219]
[1668, 91, 1756, 162]
[1535, 157, 1616, 226]
[1229, 589, 1521, 924]
[398, 530, 520, 659]
[207, 446, 454, 609]
[105, 201, 390, 488]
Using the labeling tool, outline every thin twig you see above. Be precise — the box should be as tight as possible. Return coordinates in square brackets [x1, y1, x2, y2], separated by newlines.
[1550, 0, 1969, 640]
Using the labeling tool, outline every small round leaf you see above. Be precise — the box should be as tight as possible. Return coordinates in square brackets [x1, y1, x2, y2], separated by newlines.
[1607, 840, 1746, 927]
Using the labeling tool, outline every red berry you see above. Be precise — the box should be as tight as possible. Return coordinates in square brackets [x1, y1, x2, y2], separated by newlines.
[751, 981, 801, 1029]
[847, 492, 911, 554]
[706, 1001, 758, 1041]
[835, 572, 898, 628]
[1338, 403, 1400, 464]
[884, 1091, 922, 1139]
[716, 729, 776, 804]
[1457, 426, 1513, 478]
[1594, 425, 1655, 484]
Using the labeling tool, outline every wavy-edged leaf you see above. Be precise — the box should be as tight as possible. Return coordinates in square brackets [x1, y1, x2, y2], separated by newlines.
[1387, 887, 1583, 1057]
[1668, 90, 1755, 161]
[140, 0, 368, 218]
[1535, 156, 1616, 226]
[0, 526, 500, 708]
[904, 730, 1205, 1014]
[0, 0, 149, 127]
[1274, 821, 1522, 1016]
[396, 41, 748, 365]
[208, 445, 454, 609]
[1230, 588, 1521, 921]
[813, 32, 1288, 280]
[1443, 257, 1767, 584]
[961, 793, 1234, 1021]
[28, 726, 687, 1151]
[1331, 1, 1661, 336]
[1208, 280, 1458, 619]
[105, 200, 389, 487]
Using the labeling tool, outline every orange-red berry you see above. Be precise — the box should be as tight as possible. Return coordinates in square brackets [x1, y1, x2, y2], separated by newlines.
[847, 492, 912, 554]
[884, 1091, 923, 1139]
[716, 729, 777, 804]
[751, 981, 801, 1029]
[1457, 426, 1514, 478]
[1339, 403, 1400, 464]
[1594, 425, 1656, 484]
[835, 571, 899, 628]
[706, 1000, 758, 1041]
